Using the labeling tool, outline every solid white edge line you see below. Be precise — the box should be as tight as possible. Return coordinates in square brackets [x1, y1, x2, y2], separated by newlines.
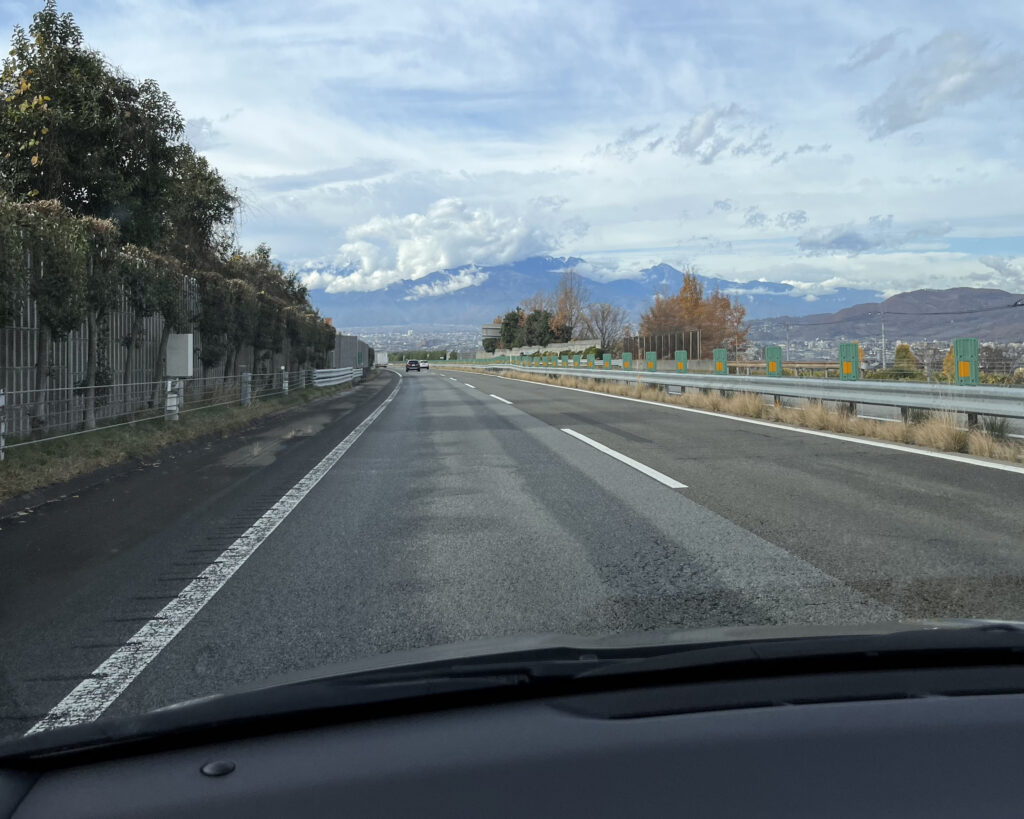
[562, 428, 687, 489]
[28, 376, 403, 735]
[489, 394, 513, 405]
[474, 372, 1024, 477]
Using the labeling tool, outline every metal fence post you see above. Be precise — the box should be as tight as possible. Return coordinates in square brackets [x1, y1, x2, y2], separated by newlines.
[282, 371, 289, 395]
[241, 372, 252, 406]
[164, 380, 179, 422]
[0, 388, 6, 461]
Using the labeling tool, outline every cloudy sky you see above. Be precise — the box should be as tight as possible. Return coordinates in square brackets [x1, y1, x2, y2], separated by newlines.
[6, 0, 1024, 305]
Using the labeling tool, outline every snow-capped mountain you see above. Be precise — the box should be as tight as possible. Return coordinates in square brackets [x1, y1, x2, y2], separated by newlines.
[303, 256, 882, 327]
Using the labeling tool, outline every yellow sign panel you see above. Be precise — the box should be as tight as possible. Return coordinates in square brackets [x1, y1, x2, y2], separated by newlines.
[677, 362, 683, 370]
[647, 361, 654, 370]
[842, 361, 852, 375]
[959, 360, 972, 378]
[715, 361, 723, 372]
[769, 361, 778, 373]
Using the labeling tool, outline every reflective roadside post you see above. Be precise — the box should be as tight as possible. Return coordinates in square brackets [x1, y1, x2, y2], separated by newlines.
[954, 338, 979, 386]
[281, 365, 289, 395]
[675, 349, 687, 372]
[713, 348, 728, 374]
[241, 372, 252, 406]
[838, 342, 859, 381]
[165, 380, 179, 421]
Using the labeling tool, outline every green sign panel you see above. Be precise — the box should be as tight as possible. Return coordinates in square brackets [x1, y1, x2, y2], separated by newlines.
[954, 337, 979, 385]
[622, 352, 633, 369]
[674, 350, 688, 372]
[645, 351, 657, 370]
[587, 354, 595, 368]
[765, 345, 783, 378]
[602, 353, 612, 368]
[572, 355, 581, 367]
[838, 342, 860, 381]
[713, 348, 728, 374]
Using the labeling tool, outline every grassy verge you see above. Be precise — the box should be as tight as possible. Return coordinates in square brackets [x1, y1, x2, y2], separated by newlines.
[0, 385, 353, 503]
[450, 367, 1024, 464]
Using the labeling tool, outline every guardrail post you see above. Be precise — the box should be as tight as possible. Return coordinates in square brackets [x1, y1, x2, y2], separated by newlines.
[0, 388, 5, 462]
[164, 379, 179, 422]
[241, 372, 252, 406]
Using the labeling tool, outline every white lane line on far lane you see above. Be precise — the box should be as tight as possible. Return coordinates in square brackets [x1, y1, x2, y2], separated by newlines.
[562, 428, 687, 489]
[464, 383, 477, 389]
[27, 377, 403, 736]
[490, 394, 513, 405]
[448, 377, 458, 381]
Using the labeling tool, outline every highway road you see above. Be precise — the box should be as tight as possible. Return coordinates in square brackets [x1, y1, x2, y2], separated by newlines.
[2, 366, 1023, 741]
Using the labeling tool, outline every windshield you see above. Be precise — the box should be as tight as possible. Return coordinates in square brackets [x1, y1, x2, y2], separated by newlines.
[1, 0, 1023, 745]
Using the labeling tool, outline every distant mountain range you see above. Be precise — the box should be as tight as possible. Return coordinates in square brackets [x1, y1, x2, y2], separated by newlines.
[746, 288, 1024, 344]
[306, 256, 883, 329]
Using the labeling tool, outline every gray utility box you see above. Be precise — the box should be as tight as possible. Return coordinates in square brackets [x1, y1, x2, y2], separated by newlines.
[167, 334, 194, 378]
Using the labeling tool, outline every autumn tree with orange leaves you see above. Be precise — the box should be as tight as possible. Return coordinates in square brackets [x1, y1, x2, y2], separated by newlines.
[639, 267, 748, 353]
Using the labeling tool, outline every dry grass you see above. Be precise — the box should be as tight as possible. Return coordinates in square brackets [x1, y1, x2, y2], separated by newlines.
[0, 384, 354, 503]
[462, 366, 1024, 465]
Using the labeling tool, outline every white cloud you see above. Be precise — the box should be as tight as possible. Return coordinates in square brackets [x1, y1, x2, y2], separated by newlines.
[858, 31, 1024, 138]
[977, 256, 1024, 290]
[301, 198, 569, 293]
[798, 215, 951, 255]
[404, 266, 490, 300]
[844, 30, 906, 70]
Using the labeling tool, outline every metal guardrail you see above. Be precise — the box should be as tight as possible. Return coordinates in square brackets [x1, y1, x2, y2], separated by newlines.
[312, 367, 361, 387]
[450, 363, 1024, 420]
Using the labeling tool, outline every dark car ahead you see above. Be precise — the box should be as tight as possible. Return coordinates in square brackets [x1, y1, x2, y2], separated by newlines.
[406, 360, 420, 372]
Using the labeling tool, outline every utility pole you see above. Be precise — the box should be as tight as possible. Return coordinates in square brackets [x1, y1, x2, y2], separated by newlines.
[785, 324, 790, 362]
[880, 310, 886, 369]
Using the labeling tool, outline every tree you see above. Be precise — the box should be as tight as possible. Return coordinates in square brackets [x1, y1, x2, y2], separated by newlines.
[524, 308, 554, 347]
[584, 302, 630, 351]
[0, 1, 185, 246]
[521, 290, 553, 314]
[639, 267, 747, 352]
[449, 350, 459, 360]
[499, 308, 525, 349]
[893, 343, 918, 373]
[551, 269, 589, 341]
[482, 337, 498, 353]
[942, 344, 956, 377]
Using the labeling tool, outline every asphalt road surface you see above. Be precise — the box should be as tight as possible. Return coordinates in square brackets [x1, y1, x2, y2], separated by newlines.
[2, 366, 1022, 741]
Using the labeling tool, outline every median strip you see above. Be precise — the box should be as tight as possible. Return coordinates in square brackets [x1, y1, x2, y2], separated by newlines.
[562, 428, 687, 489]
